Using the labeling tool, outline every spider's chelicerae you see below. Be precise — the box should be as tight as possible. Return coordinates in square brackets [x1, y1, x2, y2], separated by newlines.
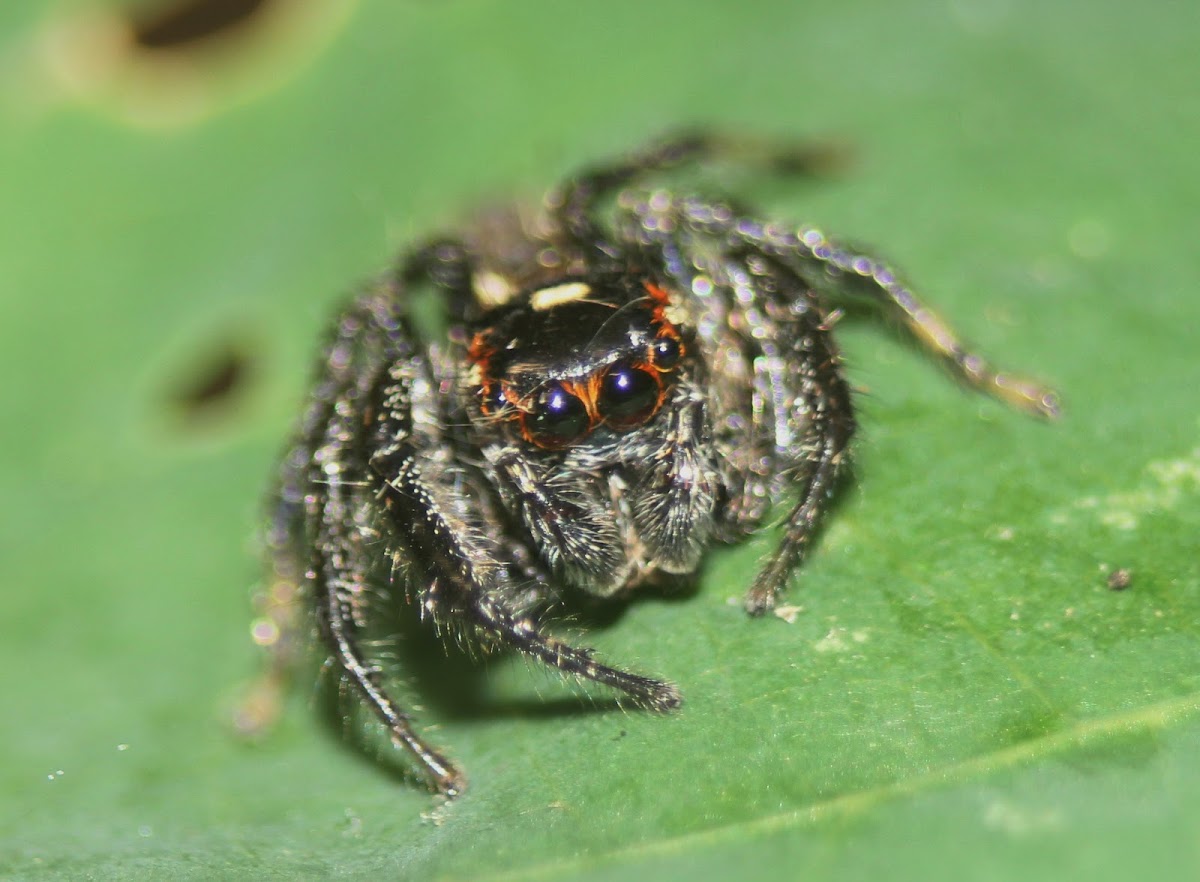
[257, 134, 1059, 797]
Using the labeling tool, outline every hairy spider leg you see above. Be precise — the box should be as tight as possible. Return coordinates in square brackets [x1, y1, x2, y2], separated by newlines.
[552, 130, 843, 260]
[242, 286, 413, 737]
[668, 198, 1060, 608]
[372, 424, 683, 712]
[678, 202, 1061, 420]
[371, 438, 682, 711]
[372, 252, 684, 709]
[608, 193, 858, 614]
[677, 198, 1060, 606]
[734, 256, 856, 614]
[608, 175, 1058, 612]
[302, 286, 467, 796]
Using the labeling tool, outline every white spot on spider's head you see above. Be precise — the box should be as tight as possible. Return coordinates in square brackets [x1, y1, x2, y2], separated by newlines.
[530, 282, 591, 311]
[474, 270, 516, 307]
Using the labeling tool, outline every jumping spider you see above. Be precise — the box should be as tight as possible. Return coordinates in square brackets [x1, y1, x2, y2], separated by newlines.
[254, 134, 1058, 797]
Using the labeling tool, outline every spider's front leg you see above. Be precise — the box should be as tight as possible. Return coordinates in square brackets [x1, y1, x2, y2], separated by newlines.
[239, 281, 424, 740]
[303, 287, 469, 796]
[738, 261, 857, 615]
[671, 201, 1058, 611]
[680, 202, 1061, 419]
[605, 195, 855, 613]
[369, 399, 683, 720]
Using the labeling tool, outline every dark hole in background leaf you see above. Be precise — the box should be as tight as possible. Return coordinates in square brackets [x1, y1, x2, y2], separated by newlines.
[164, 334, 257, 427]
[36, 0, 349, 130]
[129, 0, 270, 50]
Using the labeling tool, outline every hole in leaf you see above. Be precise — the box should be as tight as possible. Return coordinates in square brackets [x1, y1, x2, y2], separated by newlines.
[38, 0, 355, 128]
[173, 345, 249, 411]
[129, 0, 271, 52]
[160, 332, 261, 432]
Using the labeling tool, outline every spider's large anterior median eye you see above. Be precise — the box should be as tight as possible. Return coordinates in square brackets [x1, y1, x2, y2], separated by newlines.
[599, 361, 661, 430]
[525, 383, 590, 448]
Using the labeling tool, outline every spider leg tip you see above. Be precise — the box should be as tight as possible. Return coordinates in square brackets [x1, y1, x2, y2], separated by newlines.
[657, 684, 684, 711]
[743, 593, 776, 618]
[433, 769, 468, 799]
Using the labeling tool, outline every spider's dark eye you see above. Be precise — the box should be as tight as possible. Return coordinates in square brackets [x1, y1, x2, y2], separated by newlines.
[599, 361, 661, 430]
[526, 384, 590, 448]
[482, 382, 508, 415]
[650, 335, 682, 370]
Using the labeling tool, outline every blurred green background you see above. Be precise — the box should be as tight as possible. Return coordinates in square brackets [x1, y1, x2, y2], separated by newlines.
[2, 0, 1198, 879]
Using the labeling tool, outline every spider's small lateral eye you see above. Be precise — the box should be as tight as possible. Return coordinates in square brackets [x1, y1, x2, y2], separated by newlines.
[650, 336, 682, 370]
[482, 382, 509, 415]
[526, 384, 590, 448]
[598, 361, 661, 430]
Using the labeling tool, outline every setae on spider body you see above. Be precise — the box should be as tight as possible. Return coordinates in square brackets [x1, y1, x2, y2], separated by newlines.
[255, 135, 1058, 796]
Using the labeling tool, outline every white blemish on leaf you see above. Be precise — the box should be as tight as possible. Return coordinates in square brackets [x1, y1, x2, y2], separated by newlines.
[983, 799, 1064, 836]
[814, 627, 868, 653]
[774, 604, 803, 624]
[1052, 443, 1200, 531]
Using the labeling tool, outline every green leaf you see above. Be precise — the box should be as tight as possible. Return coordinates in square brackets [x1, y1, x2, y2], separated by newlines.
[2, 0, 1197, 879]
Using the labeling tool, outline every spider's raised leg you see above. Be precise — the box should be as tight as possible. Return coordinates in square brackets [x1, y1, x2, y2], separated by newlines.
[680, 204, 1060, 419]
[552, 131, 843, 259]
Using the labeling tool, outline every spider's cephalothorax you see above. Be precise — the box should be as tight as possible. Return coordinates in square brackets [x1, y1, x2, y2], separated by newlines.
[463, 273, 715, 597]
[254, 134, 1059, 796]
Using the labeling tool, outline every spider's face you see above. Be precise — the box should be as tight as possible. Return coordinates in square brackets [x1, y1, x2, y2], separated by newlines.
[466, 274, 687, 451]
[462, 271, 716, 596]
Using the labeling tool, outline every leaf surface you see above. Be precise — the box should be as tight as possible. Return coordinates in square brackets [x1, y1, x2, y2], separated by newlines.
[2, 1, 1197, 879]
